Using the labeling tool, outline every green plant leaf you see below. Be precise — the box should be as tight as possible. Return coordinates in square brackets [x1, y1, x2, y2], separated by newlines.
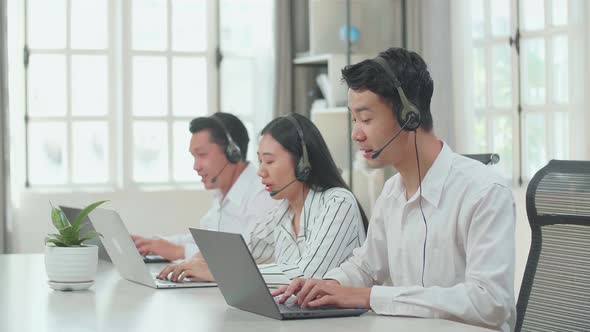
[72, 221, 89, 236]
[46, 233, 66, 244]
[72, 200, 108, 232]
[79, 231, 103, 245]
[59, 225, 79, 246]
[51, 207, 71, 231]
[45, 238, 68, 247]
[47, 233, 64, 239]
[48, 200, 109, 247]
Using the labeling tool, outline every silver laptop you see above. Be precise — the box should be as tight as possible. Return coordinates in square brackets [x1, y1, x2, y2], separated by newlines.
[60, 206, 169, 264]
[87, 207, 216, 289]
[190, 228, 368, 319]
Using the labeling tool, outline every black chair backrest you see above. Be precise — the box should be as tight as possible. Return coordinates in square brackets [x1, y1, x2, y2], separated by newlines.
[516, 160, 590, 332]
[462, 153, 500, 165]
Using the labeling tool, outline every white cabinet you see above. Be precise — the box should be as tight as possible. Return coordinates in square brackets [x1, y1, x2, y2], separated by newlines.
[293, 53, 372, 108]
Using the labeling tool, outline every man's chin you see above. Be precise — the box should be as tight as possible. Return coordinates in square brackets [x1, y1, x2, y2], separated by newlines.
[366, 159, 388, 169]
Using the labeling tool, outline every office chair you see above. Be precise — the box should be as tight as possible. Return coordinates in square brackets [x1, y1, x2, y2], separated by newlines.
[462, 153, 500, 165]
[515, 160, 590, 332]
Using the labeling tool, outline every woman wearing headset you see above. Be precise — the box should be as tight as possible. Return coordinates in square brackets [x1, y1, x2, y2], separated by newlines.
[158, 113, 368, 282]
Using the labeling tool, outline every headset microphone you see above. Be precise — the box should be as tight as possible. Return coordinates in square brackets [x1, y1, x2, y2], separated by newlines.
[269, 178, 297, 197]
[370, 114, 415, 159]
[210, 162, 229, 184]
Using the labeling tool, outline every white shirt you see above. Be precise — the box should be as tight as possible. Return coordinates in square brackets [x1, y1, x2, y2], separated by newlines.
[164, 162, 280, 259]
[247, 187, 366, 279]
[324, 143, 516, 332]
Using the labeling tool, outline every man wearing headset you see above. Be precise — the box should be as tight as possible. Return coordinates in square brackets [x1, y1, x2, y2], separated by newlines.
[132, 112, 279, 261]
[273, 48, 516, 331]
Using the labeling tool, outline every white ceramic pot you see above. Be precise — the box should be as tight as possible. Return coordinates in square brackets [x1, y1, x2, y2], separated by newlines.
[44, 244, 98, 288]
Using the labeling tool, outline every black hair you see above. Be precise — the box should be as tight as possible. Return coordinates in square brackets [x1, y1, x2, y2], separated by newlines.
[341, 47, 434, 131]
[189, 112, 249, 160]
[261, 113, 369, 231]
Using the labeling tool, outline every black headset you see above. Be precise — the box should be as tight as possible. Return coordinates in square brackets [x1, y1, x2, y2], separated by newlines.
[211, 114, 242, 164]
[372, 56, 421, 131]
[285, 114, 312, 182]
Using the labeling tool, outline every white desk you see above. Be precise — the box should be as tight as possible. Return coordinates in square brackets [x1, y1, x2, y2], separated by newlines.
[0, 254, 495, 332]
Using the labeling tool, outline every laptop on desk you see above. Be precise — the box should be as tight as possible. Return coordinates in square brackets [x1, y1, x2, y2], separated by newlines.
[190, 228, 368, 319]
[60, 206, 169, 264]
[87, 207, 216, 289]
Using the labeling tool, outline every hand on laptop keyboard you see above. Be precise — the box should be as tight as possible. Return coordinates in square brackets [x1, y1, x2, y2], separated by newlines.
[273, 295, 336, 311]
[156, 256, 214, 283]
[153, 272, 198, 284]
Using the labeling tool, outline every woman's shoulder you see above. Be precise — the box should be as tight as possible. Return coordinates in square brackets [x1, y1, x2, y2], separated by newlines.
[251, 199, 290, 234]
[266, 199, 290, 219]
[315, 187, 357, 206]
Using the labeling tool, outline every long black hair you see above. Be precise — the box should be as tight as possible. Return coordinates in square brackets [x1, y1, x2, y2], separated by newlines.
[260, 113, 369, 231]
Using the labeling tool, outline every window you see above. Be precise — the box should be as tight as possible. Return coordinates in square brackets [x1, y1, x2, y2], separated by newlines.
[22, 0, 275, 188]
[468, 0, 514, 180]
[26, 0, 111, 186]
[128, 0, 212, 184]
[452, 0, 587, 184]
[219, 0, 274, 162]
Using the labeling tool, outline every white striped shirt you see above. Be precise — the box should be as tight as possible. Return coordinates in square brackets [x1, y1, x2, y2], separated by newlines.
[246, 187, 366, 279]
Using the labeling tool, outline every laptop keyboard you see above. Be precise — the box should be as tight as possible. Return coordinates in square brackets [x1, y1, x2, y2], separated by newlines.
[274, 296, 336, 312]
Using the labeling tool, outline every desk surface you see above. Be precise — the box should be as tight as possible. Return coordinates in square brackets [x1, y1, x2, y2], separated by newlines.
[0, 254, 494, 332]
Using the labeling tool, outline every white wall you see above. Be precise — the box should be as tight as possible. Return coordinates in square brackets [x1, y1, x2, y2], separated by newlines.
[8, 190, 211, 253]
[420, 0, 455, 147]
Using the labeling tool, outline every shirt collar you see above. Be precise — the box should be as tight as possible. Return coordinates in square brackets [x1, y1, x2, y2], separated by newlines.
[418, 141, 453, 208]
[276, 187, 320, 240]
[212, 162, 260, 206]
[388, 141, 453, 208]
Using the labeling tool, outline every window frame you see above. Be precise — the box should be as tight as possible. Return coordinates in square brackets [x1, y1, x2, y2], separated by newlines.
[22, 0, 220, 190]
[24, 0, 116, 189]
[452, 0, 587, 186]
[518, 0, 578, 181]
[122, 0, 219, 188]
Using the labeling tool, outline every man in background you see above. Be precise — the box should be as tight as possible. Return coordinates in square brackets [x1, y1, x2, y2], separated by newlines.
[132, 112, 278, 260]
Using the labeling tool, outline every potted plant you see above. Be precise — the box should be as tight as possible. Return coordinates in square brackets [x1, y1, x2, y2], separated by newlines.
[44, 200, 108, 291]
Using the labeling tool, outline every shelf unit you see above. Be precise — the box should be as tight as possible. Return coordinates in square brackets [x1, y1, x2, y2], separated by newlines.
[290, 0, 404, 202]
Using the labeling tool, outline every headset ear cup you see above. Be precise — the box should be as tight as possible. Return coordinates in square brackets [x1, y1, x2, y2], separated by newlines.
[211, 114, 242, 163]
[397, 102, 421, 132]
[403, 104, 421, 131]
[294, 156, 312, 182]
[225, 142, 242, 164]
[299, 168, 311, 182]
[295, 161, 311, 182]
[285, 114, 312, 182]
[396, 88, 421, 132]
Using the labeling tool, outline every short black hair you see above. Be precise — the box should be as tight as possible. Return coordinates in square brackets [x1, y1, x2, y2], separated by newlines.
[189, 112, 249, 160]
[261, 113, 369, 231]
[341, 47, 434, 131]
